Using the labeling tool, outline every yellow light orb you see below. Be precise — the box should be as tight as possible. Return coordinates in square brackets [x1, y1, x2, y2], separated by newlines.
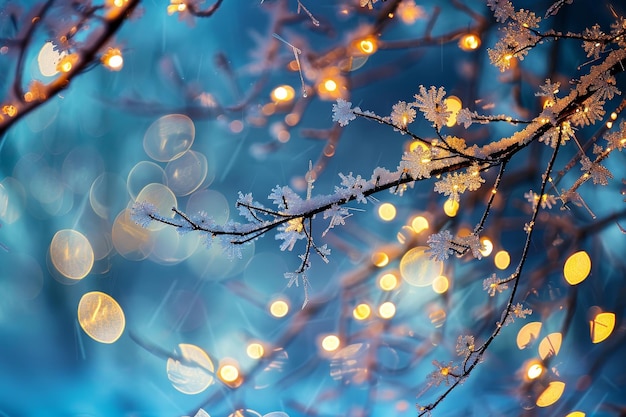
[590, 311, 615, 343]
[432, 275, 449, 294]
[444, 96, 463, 127]
[379, 273, 399, 291]
[353, 303, 371, 320]
[411, 215, 429, 233]
[494, 250, 511, 270]
[323, 79, 337, 92]
[479, 237, 493, 257]
[563, 250, 591, 285]
[246, 343, 264, 359]
[443, 199, 459, 217]
[459, 33, 481, 51]
[526, 361, 543, 380]
[77, 291, 125, 343]
[269, 299, 289, 318]
[378, 203, 397, 221]
[371, 251, 389, 267]
[538, 333, 562, 360]
[270, 85, 295, 103]
[50, 229, 94, 280]
[566, 412, 586, 417]
[321, 334, 340, 352]
[356, 37, 378, 55]
[516, 321, 542, 349]
[536, 381, 565, 407]
[400, 246, 443, 287]
[218, 363, 240, 383]
[102, 48, 123, 71]
[379, 301, 396, 319]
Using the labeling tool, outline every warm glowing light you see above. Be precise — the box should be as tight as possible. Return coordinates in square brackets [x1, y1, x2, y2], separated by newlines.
[372, 251, 389, 267]
[378, 203, 397, 221]
[432, 275, 449, 294]
[353, 303, 371, 320]
[459, 33, 481, 51]
[538, 332, 562, 360]
[494, 250, 510, 270]
[321, 334, 341, 352]
[77, 291, 125, 343]
[400, 246, 444, 287]
[411, 215, 429, 233]
[167, 0, 186, 15]
[479, 237, 493, 257]
[443, 199, 459, 217]
[566, 411, 586, 417]
[323, 79, 338, 91]
[356, 36, 378, 55]
[166, 343, 215, 394]
[526, 361, 543, 380]
[536, 381, 565, 407]
[379, 301, 396, 319]
[2, 105, 17, 117]
[563, 250, 591, 285]
[102, 48, 123, 70]
[218, 363, 240, 383]
[516, 321, 542, 349]
[269, 299, 289, 318]
[57, 54, 77, 73]
[409, 140, 429, 152]
[444, 96, 463, 127]
[271, 85, 295, 103]
[246, 343, 264, 359]
[429, 308, 446, 327]
[316, 70, 345, 101]
[379, 273, 399, 291]
[397, 1, 424, 24]
[50, 229, 94, 280]
[590, 311, 615, 343]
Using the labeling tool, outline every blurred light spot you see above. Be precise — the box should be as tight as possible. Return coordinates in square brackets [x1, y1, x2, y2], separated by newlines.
[397, 0, 424, 24]
[478, 237, 493, 257]
[165, 150, 208, 196]
[429, 308, 446, 327]
[77, 291, 125, 343]
[166, 343, 215, 394]
[526, 361, 543, 380]
[432, 275, 449, 294]
[516, 321, 542, 349]
[411, 215, 429, 233]
[379, 273, 399, 291]
[494, 250, 510, 270]
[143, 114, 195, 162]
[443, 199, 459, 217]
[590, 311, 615, 343]
[444, 96, 463, 127]
[378, 203, 397, 221]
[246, 343, 264, 359]
[89, 172, 127, 220]
[135, 183, 178, 231]
[371, 251, 389, 267]
[356, 36, 378, 55]
[563, 250, 591, 285]
[536, 381, 565, 407]
[271, 85, 295, 103]
[379, 301, 396, 319]
[127, 161, 166, 200]
[101, 47, 123, 70]
[218, 363, 240, 383]
[565, 412, 585, 417]
[112, 208, 154, 261]
[400, 246, 443, 287]
[538, 332, 562, 360]
[459, 33, 481, 51]
[409, 140, 429, 152]
[0, 177, 25, 224]
[269, 300, 289, 318]
[321, 335, 340, 352]
[228, 410, 261, 417]
[50, 229, 94, 280]
[230, 120, 244, 133]
[397, 225, 415, 244]
[186, 189, 227, 226]
[353, 303, 371, 320]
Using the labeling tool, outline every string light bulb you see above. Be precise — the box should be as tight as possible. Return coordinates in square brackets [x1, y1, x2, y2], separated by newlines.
[459, 33, 481, 51]
[102, 48, 124, 71]
[354, 36, 378, 55]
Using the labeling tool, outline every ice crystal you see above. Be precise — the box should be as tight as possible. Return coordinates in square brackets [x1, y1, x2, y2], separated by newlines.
[483, 274, 509, 296]
[399, 147, 432, 180]
[130, 201, 158, 228]
[332, 98, 360, 127]
[427, 230, 454, 261]
[456, 335, 475, 357]
[427, 360, 458, 387]
[580, 156, 613, 185]
[413, 85, 451, 129]
[524, 190, 557, 209]
[487, 0, 515, 23]
[390, 101, 416, 131]
[605, 120, 626, 151]
[503, 303, 532, 326]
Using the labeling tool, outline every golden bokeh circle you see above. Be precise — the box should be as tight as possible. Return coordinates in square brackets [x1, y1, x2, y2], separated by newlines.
[50, 229, 94, 280]
[77, 291, 125, 343]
